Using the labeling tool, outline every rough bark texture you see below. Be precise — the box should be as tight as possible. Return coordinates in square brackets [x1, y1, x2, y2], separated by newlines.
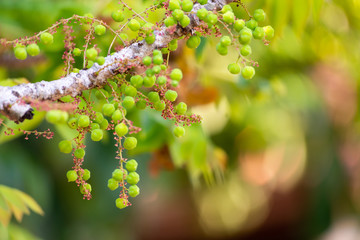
[0, 0, 232, 122]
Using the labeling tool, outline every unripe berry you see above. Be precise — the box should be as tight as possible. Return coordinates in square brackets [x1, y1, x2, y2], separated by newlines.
[73, 48, 81, 56]
[91, 123, 100, 130]
[115, 123, 128, 137]
[46, 110, 63, 124]
[254, 9, 266, 22]
[26, 43, 40, 56]
[94, 25, 106, 35]
[100, 119, 109, 130]
[148, 92, 160, 103]
[112, 168, 127, 181]
[87, 60, 94, 68]
[82, 169, 91, 181]
[240, 45, 252, 56]
[157, 76, 167, 85]
[186, 35, 201, 49]
[91, 129, 103, 141]
[126, 172, 140, 185]
[170, 68, 183, 81]
[59, 140, 72, 153]
[175, 102, 187, 115]
[198, 0, 208, 5]
[74, 148, 85, 159]
[86, 48, 98, 61]
[154, 101, 166, 111]
[94, 112, 104, 124]
[128, 185, 140, 197]
[164, 16, 176, 27]
[169, 0, 180, 10]
[126, 159, 138, 172]
[102, 103, 115, 116]
[172, 9, 184, 21]
[228, 63, 241, 74]
[246, 19, 258, 30]
[115, 197, 128, 209]
[66, 170, 77, 182]
[130, 75, 144, 88]
[179, 15, 190, 28]
[197, 8, 208, 20]
[216, 43, 228, 56]
[222, 11, 234, 24]
[173, 126, 185, 138]
[125, 85, 137, 97]
[128, 19, 141, 31]
[220, 36, 231, 47]
[108, 178, 119, 191]
[136, 99, 147, 109]
[153, 49, 162, 56]
[221, 5, 233, 13]
[14, 46, 27, 60]
[206, 13, 218, 26]
[234, 19, 245, 32]
[112, 110, 123, 122]
[169, 39, 178, 51]
[153, 65, 161, 74]
[165, 90, 178, 102]
[40, 32, 53, 45]
[182, 0, 193, 12]
[264, 26, 275, 40]
[253, 27, 265, 40]
[153, 55, 163, 65]
[124, 137, 137, 150]
[78, 115, 90, 128]
[112, 10, 125, 22]
[239, 27, 252, 45]
[123, 96, 135, 109]
[143, 76, 156, 88]
[67, 117, 78, 129]
[80, 183, 92, 194]
[241, 66, 255, 79]
[145, 33, 156, 44]
[96, 56, 105, 65]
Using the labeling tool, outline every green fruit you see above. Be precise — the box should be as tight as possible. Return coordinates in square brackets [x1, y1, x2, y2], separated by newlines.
[115, 198, 128, 209]
[154, 101, 166, 111]
[78, 115, 90, 128]
[172, 9, 184, 21]
[164, 16, 176, 27]
[96, 56, 105, 65]
[152, 65, 161, 74]
[175, 102, 187, 115]
[145, 68, 155, 77]
[80, 183, 92, 194]
[126, 172, 140, 185]
[126, 159, 138, 172]
[87, 60, 94, 68]
[94, 112, 104, 123]
[239, 27, 252, 45]
[179, 15, 190, 28]
[14, 46, 27, 60]
[241, 66, 255, 79]
[95, 25, 106, 35]
[46, 110, 62, 124]
[130, 75, 144, 88]
[124, 137, 137, 150]
[169, 0, 180, 10]
[74, 148, 85, 159]
[206, 13, 218, 25]
[160, 64, 167, 70]
[153, 55, 163, 65]
[67, 117, 77, 129]
[86, 48, 98, 61]
[100, 119, 109, 130]
[59, 140, 72, 153]
[173, 126, 185, 138]
[115, 123, 128, 137]
[108, 178, 119, 191]
[122, 96, 135, 109]
[148, 92, 160, 103]
[142, 56, 152, 66]
[128, 185, 140, 197]
[221, 5, 233, 13]
[169, 39, 178, 51]
[186, 35, 201, 49]
[246, 19, 258, 30]
[91, 129, 103, 141]
[197, 8, 208, 20]
[67, 170, 78, 182]
[145, 33, 156, 44]
[82, 169, 91, 181]
[40, 32, 53, 45]
[220, 36, 231, 47]
[102, 103, 115, 116]
[234, 19, 245, 32]
[165, 90, 178, 102]
[240, 45, 252, 56]
[228, 63, 241, 74]
[254, 9, 266, 22]
[143, 76, 156, 88]
[91, 123, 100, 130]
[112, 10, 125, 22]
[73, 48, 81, 56]
[198, 0, 208, 5]
[182, 0, 193, 12]
[222, 11, 234, 24]
[128, 19, 141, 31]
[264, 26, 275, 40]
[216, 43, 228, 56]
[26, 43, 40, 56]
[112, 168, 127, 181]
[153, 49, 162, 56]
[253, 27, 265, 40]
[125, 85, 137, 97]
[136, 99, 147, 109]
[157, 76, 167, 85]
[170, 68, 183, 81]
[141, 22, 154, 33]
[112, 110, 123, 122]
[73, 68, 79, 73]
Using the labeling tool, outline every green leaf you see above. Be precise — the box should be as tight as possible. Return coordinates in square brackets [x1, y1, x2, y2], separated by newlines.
[0, 186, 29, 215]
[0, 78, 29, 87]
[14, 190, 44, 216]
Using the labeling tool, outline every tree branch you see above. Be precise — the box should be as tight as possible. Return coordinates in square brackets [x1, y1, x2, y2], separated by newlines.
[0, 0, 232, 122]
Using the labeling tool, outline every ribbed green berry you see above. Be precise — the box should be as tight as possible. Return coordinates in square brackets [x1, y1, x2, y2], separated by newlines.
[26, 43, 40, 56]
[154, 101, 166, 111]
[115, 197, 128, 209]
[228, 63, 241, 74]
[80, 183, 92, 194]
[145, 68, 154, 77]
[145, 33, 156, 44]
[220, 36, 231, 47]
[112, 10, 125, 22]
[186, 35, 201, 48]
[240, 45, 252, 56]
[169, 39, 178, 51]
[78, 115, 90, 128]
[68, 117, 78, 129]
[40, 32, 53, 45]
[102, 103, 115, 116]
[96, 56, 105, 65]
[111, 110, 122, 122]
[95, 25, 106, 35]
[173, 126, 185, 138]
[153, 55, 163, 65]
[170, 68, 183, 81]
[143, 76, 156, 88]
[169, 0, 180, 10]
[46, 110, 62, 124]
[142, 56, 152, 66]
[254, 9, 266, 22]
[164, 16, 176, 27]
[128, 185, 140, 197]
[241, 66, 255, 79]
[234, 19, 245, 32]
[91, 129, 103, 141]
[221, 5, 233, 13]
[216, 43, 228, 56]
[124, 137, 137, 150]
[253, 27, 265, 40]
[14, 46, 27, 60]
[264, 26, 275, 40]
[175, 102, 187, 115]
[148, 92, 160, 103]
[222, 11, 234, 24]
[153, 49, 162, 56]
[100, 119, 109, 130]
[142, 22, 154, 33]
[122, 96, 135, 109]
[91, 123, 100, 130]
[74, 148, 85, 159]
[94, 112, 104, 123]
[108, 178, 119, 191]
[59, 140, 72, 153]
[160, 64, 167, 70]
[126, 159, 138, 172]
[197, 8, 208, 20]
[82, 169, 91, 181]
[87, 60, 94, 68]
[73, 48, 81, 56]
[128, 19, 141, 31]
[172, 9, 184, 21]
[171, 80, 179, 87]
[179, 15, 190, 28]
[153, 65, 161, 74]
[130, 75, 143, 88]
[157, 76, 167, 85]
[115, 123, 128, 137]
[181, 0, 193, 12]
[246, 19, 258, 30]
[86, 48, 98, 61]
[73, 68, 79, 73]
[112, 168, 127, 181]
[239, 27, 252, 45]
[165, 90, 178, 101]
[206, 13, 218, 25]
[136, 99, 147, 109]
[126, 172, 140, 185]
[125, 85, 137, 97]
[66, 170, 77, 182]
[198, 0, 208, 5]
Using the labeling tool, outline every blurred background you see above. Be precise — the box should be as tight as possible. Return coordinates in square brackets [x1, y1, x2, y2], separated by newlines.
[1, 0, 360, 239]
